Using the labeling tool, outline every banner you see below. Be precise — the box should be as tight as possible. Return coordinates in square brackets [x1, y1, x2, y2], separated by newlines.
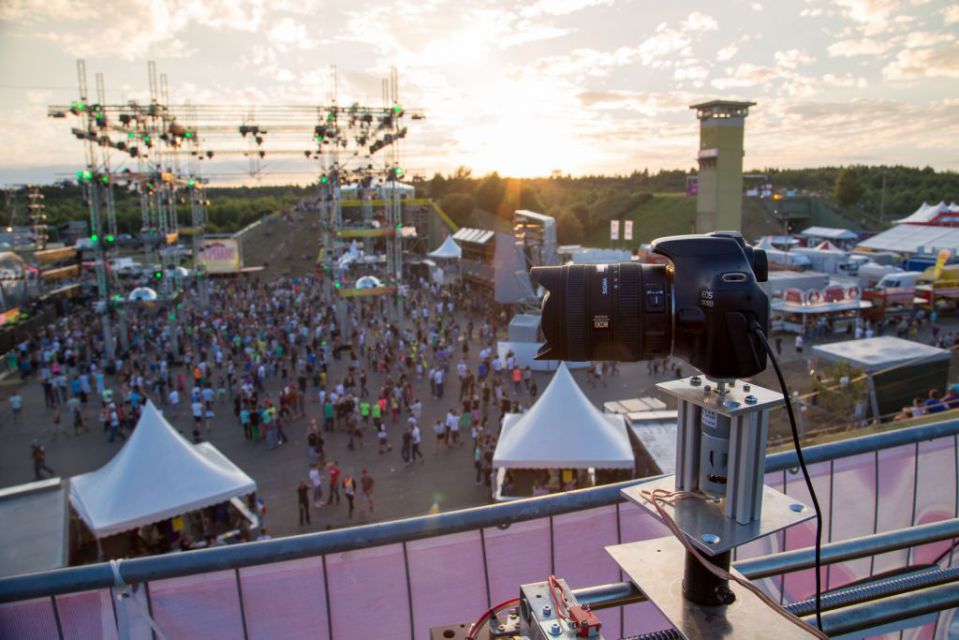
[624, 220, 633, 241]
[197, 238, 241, 273]
[934, 249, 952, 280]
[610, 220, 620, 241]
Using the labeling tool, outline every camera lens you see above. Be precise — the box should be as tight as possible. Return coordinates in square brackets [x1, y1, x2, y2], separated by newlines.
[531, 263, 671, 362]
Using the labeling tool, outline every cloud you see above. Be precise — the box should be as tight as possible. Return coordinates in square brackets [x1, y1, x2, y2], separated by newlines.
[682, 11, 718, 32]
[711, 63, 780, 89]
[827, 37, 891, 56]
[520, 0, 614, 18]
[901, 31, 955, 49]
[267, 17, 313, 50]
[751, 3, 764, 11]
[5, 0, 268, 60]
[673, 63, 709, 83]
[577, 90, 696, 115]
[716, 44, 739, 61]
[774, 49, 816, 69]
[833, 0, 901, 36]
[883, 44, 959, 79]
[945, 6, 959, 24]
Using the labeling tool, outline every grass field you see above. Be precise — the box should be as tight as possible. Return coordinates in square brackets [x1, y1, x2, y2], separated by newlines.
[583, 193, 783, 247]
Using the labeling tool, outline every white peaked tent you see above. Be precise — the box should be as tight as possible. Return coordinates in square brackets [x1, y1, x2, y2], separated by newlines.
[813, 240, 844, 253]
[428, 235, 462, 259]
[70, 402, 256, 538]
[493, 363, 633, 469]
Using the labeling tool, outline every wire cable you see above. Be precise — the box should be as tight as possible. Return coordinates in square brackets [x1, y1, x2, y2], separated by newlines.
[751, 324, 825, 633]
[465, 597, 520, 640]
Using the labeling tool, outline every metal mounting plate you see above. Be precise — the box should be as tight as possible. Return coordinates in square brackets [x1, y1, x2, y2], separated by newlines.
[656, 377, 783, 417]
[621, 475, 814, 555]
[607, 536, 819, 640]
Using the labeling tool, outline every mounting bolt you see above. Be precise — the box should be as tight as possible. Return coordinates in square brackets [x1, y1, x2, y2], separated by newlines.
[703, 385, 711, 395]
[690, 375, 701, 387]
[542, 604, 552, 617]
[549, 621, 562, 636]
[723, 400, 740, 409]
[498, 623, 507, 632]
[744, 395, 757, 405]
[742, 383, 751, 392]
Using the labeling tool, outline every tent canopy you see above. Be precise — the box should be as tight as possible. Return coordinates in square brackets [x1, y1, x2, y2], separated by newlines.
[70, 402, 256, 538]
[493, 363, 633, 469]
[428, 235, 462, 259]
[857, 223, 959, 255]
[798, 227, 857, 241]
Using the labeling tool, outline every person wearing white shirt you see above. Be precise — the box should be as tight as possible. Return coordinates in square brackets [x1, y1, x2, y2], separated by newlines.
[445, 410, 460, 445]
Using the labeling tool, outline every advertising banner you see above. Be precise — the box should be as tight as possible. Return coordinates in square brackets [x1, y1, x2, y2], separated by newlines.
[197, 238, 241, 273]
[624, 220, 633, 241]
[610, 220, 620, 241]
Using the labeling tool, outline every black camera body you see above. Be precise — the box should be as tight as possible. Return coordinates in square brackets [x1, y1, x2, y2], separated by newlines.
[531, 232, 770, 379]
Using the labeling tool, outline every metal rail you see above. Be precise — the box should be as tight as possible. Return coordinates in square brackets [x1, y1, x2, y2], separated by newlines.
[805, 581, 959, 636]
[736, 518, 959, 579]
[1, 418, 957, 604]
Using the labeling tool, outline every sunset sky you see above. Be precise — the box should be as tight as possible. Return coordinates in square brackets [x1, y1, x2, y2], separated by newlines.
[1, 0, 957, 185]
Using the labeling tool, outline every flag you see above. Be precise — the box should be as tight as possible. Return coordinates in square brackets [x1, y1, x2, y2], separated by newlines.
[624, 220, 633, 241]
[934, 249, 951, 280]
[610, 220, 620, 241]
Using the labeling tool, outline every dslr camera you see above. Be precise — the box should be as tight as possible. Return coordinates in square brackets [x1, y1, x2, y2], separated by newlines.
[531, 232, 769, 379]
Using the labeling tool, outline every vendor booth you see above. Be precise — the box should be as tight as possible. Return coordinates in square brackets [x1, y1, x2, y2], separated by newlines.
[492, 363, 633, 500]
[70, 403, 257, 558]
[772, 285, 871, 334]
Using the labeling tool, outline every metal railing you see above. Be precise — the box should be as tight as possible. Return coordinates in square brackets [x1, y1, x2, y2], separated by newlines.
[1, 418, 957, 640]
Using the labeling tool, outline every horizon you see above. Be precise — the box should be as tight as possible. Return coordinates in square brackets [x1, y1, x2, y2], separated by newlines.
[2, 0, 958, 186]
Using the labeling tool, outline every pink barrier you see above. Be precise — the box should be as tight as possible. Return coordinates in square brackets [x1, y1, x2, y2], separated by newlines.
[2, 434, 957, 639]
[54, 590, 116, 640]
[407, 531, 487, 640]
[148, 571, 244, 639]
[239, 557, 329, 640]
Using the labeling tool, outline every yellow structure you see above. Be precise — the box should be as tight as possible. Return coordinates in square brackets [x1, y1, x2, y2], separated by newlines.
[690, 100, 755, 233]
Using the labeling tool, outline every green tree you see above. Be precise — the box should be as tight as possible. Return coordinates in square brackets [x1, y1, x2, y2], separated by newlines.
[439, 192, 474, 227]
[833, 169, 865, 207]
[556, 211, 584, 245]
[428, 173, 447, 198]
[474, 172, 505, 213]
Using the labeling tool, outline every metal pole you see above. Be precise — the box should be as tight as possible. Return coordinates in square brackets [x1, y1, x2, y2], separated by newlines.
[806, 581, 959, 637]
[737, 517, 959, 580]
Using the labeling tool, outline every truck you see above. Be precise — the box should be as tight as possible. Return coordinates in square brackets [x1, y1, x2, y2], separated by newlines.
[862, 271, 923, 320]
[915, 265, 959, 309]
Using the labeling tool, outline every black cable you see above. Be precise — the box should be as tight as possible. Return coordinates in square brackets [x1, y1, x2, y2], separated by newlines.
[751, 324, 824, 632]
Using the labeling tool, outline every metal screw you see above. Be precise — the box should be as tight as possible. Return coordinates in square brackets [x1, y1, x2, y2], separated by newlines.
[701, 533, 721, 545]
[703, 385, 712, 395]
[742, 383, 751, 392]
[744, 395, 757, 405]
[690, 375, 701, 387]
[542, 604, 552, 617]
[550, 622, 562, 636]
[790, 503, 806, 513]
[723, 400, 740, 409]
[498, 623, 507, 632]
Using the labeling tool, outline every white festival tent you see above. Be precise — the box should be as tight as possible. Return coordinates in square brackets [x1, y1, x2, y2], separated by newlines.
[70, 402, 257, 538]
[427, 235, 462, 259]
[493, 363, 633, 469]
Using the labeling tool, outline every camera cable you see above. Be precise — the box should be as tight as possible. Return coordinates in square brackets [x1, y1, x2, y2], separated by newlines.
[751, 323, 824, 633]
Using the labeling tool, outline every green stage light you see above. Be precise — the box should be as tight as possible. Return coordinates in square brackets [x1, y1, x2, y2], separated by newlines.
[90, 233, 99, 243]
[127, 131, 135, 139]
[154, 270, 163, 280]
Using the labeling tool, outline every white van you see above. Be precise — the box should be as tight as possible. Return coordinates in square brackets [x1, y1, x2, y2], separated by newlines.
[875, 272, 922, 291]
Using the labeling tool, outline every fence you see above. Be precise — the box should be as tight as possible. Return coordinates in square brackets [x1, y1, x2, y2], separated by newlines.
[1, 419, 958, 639]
